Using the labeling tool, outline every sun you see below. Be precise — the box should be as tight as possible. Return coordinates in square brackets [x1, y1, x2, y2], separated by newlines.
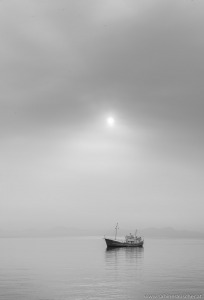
[106, 116, 115, 127]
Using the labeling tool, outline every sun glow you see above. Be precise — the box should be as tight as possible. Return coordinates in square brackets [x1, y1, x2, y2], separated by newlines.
[107, 117, 115, 127]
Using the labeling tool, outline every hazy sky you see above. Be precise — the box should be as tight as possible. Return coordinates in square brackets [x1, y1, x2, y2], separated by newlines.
[1, 0, 204, 231]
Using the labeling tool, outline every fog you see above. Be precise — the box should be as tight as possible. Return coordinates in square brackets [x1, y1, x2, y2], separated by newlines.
[1, 0, 204, 232]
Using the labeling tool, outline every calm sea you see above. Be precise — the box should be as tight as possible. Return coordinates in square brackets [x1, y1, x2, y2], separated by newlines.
[0, 237, 204, 300]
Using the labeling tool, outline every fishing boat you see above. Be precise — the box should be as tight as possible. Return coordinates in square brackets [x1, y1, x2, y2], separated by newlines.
[104, 223, 144, 248]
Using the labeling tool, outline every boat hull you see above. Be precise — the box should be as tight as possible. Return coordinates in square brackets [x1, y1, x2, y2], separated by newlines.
[105, 238, 144, 248]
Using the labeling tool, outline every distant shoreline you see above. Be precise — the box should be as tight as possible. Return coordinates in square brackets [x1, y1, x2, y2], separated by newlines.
[0, 227, 204, 239]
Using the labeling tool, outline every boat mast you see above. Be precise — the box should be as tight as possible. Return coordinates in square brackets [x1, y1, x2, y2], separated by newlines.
[115, 223, 119, 240]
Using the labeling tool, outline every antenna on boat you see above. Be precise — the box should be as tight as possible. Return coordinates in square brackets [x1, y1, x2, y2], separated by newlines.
[135, 229, 137, 238]
[115, 223, 119, 240]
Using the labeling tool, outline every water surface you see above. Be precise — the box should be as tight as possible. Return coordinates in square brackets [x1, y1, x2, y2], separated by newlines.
[0, 237, 203, 299]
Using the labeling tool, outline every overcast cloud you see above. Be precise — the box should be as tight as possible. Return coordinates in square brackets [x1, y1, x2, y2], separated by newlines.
[0, 0, 204, 231]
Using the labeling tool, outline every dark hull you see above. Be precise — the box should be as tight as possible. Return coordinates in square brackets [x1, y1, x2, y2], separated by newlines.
[105, 238, 144, 248]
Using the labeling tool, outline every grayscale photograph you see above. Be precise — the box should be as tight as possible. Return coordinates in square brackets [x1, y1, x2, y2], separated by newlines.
[0, 0, 204, 299]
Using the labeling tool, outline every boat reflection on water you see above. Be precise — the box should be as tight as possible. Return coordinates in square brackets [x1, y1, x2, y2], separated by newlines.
[104, 246, 144, 297]
[105, 246, 144, 268]
[106, 246, 144, 259]
[106, 246, 144, 254]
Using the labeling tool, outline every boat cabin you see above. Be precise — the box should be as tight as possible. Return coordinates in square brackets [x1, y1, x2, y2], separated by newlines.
[125, 233, 142, 243]
[125, 233, 135, 243]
